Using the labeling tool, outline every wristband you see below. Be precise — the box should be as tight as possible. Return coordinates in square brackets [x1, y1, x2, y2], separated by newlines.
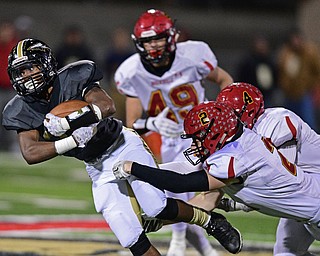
[132, 118, 149, 135]
[54, 136, 77, 154]
[91, 104, 102, 120]
[65, 105, 99, 132]
[132, 119, 147, 130]
[60, 117, 70, 130]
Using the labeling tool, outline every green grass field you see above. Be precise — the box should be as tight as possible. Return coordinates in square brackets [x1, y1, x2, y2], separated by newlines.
[0, 152, 319, 251]
[0, 153, 93, 215]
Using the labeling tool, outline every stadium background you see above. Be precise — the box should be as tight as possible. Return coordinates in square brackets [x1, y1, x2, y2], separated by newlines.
[0, 0, 320, 255]
[2, 0, 320, 93]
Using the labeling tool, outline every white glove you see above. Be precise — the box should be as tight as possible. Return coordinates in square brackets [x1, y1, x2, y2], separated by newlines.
[112, 160, 131, 180]
[217, 198, 253, 212]
[44, 113, 70, 137]
[146, 107, 183, 138]
[71, 125, 95, 148]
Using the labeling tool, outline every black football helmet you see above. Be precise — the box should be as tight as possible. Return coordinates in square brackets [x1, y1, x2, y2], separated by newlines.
[7, 38, 58, 97]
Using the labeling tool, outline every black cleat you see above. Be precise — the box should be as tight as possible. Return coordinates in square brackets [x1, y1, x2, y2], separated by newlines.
[205, 212, 243, 254]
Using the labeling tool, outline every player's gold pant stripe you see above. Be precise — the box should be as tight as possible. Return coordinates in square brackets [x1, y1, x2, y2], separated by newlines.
[123, 127, 159, 167]
[126, 181, 142, 223]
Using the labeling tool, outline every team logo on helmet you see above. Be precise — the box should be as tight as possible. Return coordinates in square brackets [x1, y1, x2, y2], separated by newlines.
[181, 101, 239, 165]
[198, 111, 210, 126]
[28, 42, 49, 50]
[243, 91, 254, 105]
[216, 82, 265, 129]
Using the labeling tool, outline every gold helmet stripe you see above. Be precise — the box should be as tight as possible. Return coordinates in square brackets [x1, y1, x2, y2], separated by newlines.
[16, 40, 25, 57]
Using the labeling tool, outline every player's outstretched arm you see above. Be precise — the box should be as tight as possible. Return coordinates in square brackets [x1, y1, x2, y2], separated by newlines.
[188, 190, 224, 212]
[112, 161, 226, 192]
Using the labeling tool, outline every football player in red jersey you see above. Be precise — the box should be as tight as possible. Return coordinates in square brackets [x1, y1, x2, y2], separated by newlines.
[115, 9, 233, 256]
[113, 100, 320, 254]
[216, 82, 320, 256]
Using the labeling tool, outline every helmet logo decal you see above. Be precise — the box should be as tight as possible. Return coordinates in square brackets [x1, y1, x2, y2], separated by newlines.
[243, 91, 253, 105]
[182, 101, 239, 165]
[141, 30, 157, 38]
[28, 43, 49, 52]
[198, 111, 210, 126]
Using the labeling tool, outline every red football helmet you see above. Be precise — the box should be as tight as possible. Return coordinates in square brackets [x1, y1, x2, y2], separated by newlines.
[181, 101, 239, 165]
[132, 9, 178, 64]
[216, 82, 265, 129]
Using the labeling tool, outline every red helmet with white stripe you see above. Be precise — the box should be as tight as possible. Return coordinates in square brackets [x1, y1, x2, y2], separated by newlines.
[216, 82, 265, 129]
[132, 9, 178, 64]
[181, 101, 239, 165]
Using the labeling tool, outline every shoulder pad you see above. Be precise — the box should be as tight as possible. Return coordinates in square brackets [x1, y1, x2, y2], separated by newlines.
[56, 60, 103, 99]
[2, 95, 45, 131]
[58, 60, 103, 82]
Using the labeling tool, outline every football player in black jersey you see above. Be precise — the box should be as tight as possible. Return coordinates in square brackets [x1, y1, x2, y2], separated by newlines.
[2, 38, 242, 255]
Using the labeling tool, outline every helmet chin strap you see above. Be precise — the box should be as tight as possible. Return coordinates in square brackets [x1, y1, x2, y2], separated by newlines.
[45, 86, 54, 101]
[215, 133, 228, 152]
[226, 122, 244, 144]
[174, 33, 180, 42]
[215, 121, 244, 152]
[237, 101, 248, 118]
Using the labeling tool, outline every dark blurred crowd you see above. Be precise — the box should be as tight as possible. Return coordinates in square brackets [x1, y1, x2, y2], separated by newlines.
[1, 17, 320, 152]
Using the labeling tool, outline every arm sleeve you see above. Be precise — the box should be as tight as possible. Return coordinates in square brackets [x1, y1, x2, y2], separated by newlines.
[131, 162, 210, 192]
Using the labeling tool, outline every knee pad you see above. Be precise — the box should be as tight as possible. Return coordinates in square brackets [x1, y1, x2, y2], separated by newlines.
[137, 187, 167, 217]
[156, 197, 179, 220]
[102, 209, 143, 248]
[129, 232, 152, 256]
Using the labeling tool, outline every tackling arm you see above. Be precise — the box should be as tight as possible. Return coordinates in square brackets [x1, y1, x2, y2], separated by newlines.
[188, 190, 254, 213]
[188, 190, 224, 212]
[113, 161, 227, 192]
[131, 162, 210, 192]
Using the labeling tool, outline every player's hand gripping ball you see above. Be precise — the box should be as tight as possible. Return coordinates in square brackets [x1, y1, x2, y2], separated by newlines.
[44, 100, 89, 138]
